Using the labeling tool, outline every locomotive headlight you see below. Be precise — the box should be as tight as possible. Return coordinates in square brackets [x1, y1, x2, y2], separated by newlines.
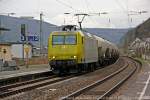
[74, 56, 77, 58]
[52, 56, 55, 59]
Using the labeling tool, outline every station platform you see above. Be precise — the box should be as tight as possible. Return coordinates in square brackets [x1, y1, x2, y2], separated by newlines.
[113, 60, 150, 100]
[0, 64, 50, 80]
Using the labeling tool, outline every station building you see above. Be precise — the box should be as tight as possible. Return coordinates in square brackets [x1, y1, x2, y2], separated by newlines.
[0, 42, 33, 61]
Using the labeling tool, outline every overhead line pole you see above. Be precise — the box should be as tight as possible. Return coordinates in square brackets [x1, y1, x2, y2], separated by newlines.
[40, 12, 43, 56]
[0, 15, 1, 35]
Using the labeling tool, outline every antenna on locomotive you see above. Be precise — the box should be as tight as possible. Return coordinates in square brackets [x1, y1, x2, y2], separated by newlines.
[74, 13, 89, 30]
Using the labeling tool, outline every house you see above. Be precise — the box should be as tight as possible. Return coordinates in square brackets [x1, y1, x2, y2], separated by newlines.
[0, 42, 12, 61]
[129, 37, 150, 59]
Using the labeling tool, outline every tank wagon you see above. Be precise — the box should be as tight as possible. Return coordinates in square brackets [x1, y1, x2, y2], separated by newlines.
[48, 25, 119, 74]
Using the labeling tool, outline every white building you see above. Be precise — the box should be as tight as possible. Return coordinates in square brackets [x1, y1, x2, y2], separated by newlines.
[11, 43, 33, 59]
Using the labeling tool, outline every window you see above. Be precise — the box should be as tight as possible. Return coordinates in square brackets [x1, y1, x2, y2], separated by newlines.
[52, 35, 76, 45]
[65, 35, 76, 44]
[52, 35, 64, 45]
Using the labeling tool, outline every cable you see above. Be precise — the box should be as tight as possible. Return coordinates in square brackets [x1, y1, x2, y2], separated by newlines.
[84, 0, 96, 14]
[83, 0, 100, 28]
[114, 0, 127, 13]
[114, 0, 132, 28]
[55, 0, 80, 12]
[87, 16, 102, 28]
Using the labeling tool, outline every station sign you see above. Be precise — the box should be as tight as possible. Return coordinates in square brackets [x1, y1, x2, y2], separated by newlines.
[28, 36, 39, 41]
[21, 35, 39, 41]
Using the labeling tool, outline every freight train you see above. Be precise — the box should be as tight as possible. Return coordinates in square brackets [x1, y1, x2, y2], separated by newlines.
[48, 25, 119, 75]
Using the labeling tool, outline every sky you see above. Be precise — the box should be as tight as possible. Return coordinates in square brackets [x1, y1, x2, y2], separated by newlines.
[0, 0, 150, 28]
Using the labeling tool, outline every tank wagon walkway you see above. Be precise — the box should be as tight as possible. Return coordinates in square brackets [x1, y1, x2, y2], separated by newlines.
[0, 64, 49, 80]
[112, 61, 150, 100]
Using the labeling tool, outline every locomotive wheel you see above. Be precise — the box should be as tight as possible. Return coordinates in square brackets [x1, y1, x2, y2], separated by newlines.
[91, 64, 95, 72]
[77, 65, 82, 73]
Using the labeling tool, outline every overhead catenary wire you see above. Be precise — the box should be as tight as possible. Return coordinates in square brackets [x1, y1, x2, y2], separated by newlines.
[55, 0, 87, 27]
[83, 0, 111, 28]
[55, 0, 101, 27]
[114, 0, 128, 14]
[126, 0, 131, 28]
[83, 0, 101, 28]
[55, 0, 81, 12]
[114, 0, 132, 28]
[54, 0, 112, 28]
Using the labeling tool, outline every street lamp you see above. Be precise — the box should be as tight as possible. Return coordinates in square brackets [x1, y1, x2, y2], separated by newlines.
[0, 12, 16, 26]
[7, 13, 15, 16]
[0, 12, 16, 16]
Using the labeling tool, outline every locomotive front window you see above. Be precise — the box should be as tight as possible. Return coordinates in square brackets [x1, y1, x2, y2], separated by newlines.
[52, 35, 76, 45]
[52, 35, 64, 45]
[65, 35, 76, 44]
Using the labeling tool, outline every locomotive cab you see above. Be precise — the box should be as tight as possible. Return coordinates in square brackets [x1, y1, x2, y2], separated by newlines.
[48, 25, 84, 74]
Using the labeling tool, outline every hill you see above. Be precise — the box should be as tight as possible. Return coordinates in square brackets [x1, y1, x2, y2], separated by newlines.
[85, 28, 128, 44]
[122, 18, 150, 48]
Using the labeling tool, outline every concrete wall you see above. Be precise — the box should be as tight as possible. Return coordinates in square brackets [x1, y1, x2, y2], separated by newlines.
[11, 44, 23, 58]
[11, 44, 32, 58]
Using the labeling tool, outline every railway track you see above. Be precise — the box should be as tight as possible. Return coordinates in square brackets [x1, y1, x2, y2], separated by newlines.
[61, 58, 139, 100]
[0, 71, 53, 86]
[0, 74, 76, 98]
[0, 75, 56, 91]
[0, 57, 140, 100]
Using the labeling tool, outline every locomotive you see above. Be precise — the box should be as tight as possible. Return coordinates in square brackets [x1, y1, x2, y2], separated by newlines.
[48, 25, 119, 74]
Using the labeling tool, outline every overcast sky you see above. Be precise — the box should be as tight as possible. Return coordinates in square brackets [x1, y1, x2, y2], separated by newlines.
[0, 0, 149, 28]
